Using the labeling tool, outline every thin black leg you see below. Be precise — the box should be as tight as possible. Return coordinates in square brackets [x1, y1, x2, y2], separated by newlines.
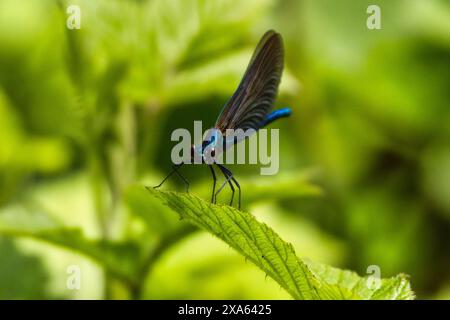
[152, 163, 189, 192]
[172, 164, 189, 192]
[216, 164, 239, 208]
[221, 165, 235, 206]
[217, 164, 241, 209]
[216, 166, 235, 206]
[208, 165, 217, 203]
[154, 166, 177, 188]
[215, 168, 231, 197]
[231, 175, 241, 209]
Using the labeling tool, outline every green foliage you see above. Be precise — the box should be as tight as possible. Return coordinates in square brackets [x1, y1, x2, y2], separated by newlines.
[0, 0, 447, 299]
[0, 205, 141, 283]
[0, 238, 52, 299]
[149, 188, 414, 300]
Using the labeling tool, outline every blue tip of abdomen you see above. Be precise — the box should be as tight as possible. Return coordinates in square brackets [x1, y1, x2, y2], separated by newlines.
[262, 107, 292, 127]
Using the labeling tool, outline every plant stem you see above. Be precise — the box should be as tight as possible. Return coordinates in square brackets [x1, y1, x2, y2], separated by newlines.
[87, 150, 113, 299]
[88, 150, 109, 238]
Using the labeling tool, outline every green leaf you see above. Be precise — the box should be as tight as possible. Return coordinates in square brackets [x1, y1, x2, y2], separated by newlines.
[307, 261, 414, 300]
[125, 185, 182, 235]
[0, 205, 140, 283]
[148, 188, 415, 300]
[0, 237, 54, 299]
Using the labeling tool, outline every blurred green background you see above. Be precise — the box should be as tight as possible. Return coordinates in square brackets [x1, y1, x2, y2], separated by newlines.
[0, 0, 449, 299]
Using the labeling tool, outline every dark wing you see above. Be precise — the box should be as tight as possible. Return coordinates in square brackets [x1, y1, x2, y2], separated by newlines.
[215, 30, 284, 132]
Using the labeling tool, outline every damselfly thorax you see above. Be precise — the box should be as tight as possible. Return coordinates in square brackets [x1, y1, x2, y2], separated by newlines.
[190, 128, 254, 164]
